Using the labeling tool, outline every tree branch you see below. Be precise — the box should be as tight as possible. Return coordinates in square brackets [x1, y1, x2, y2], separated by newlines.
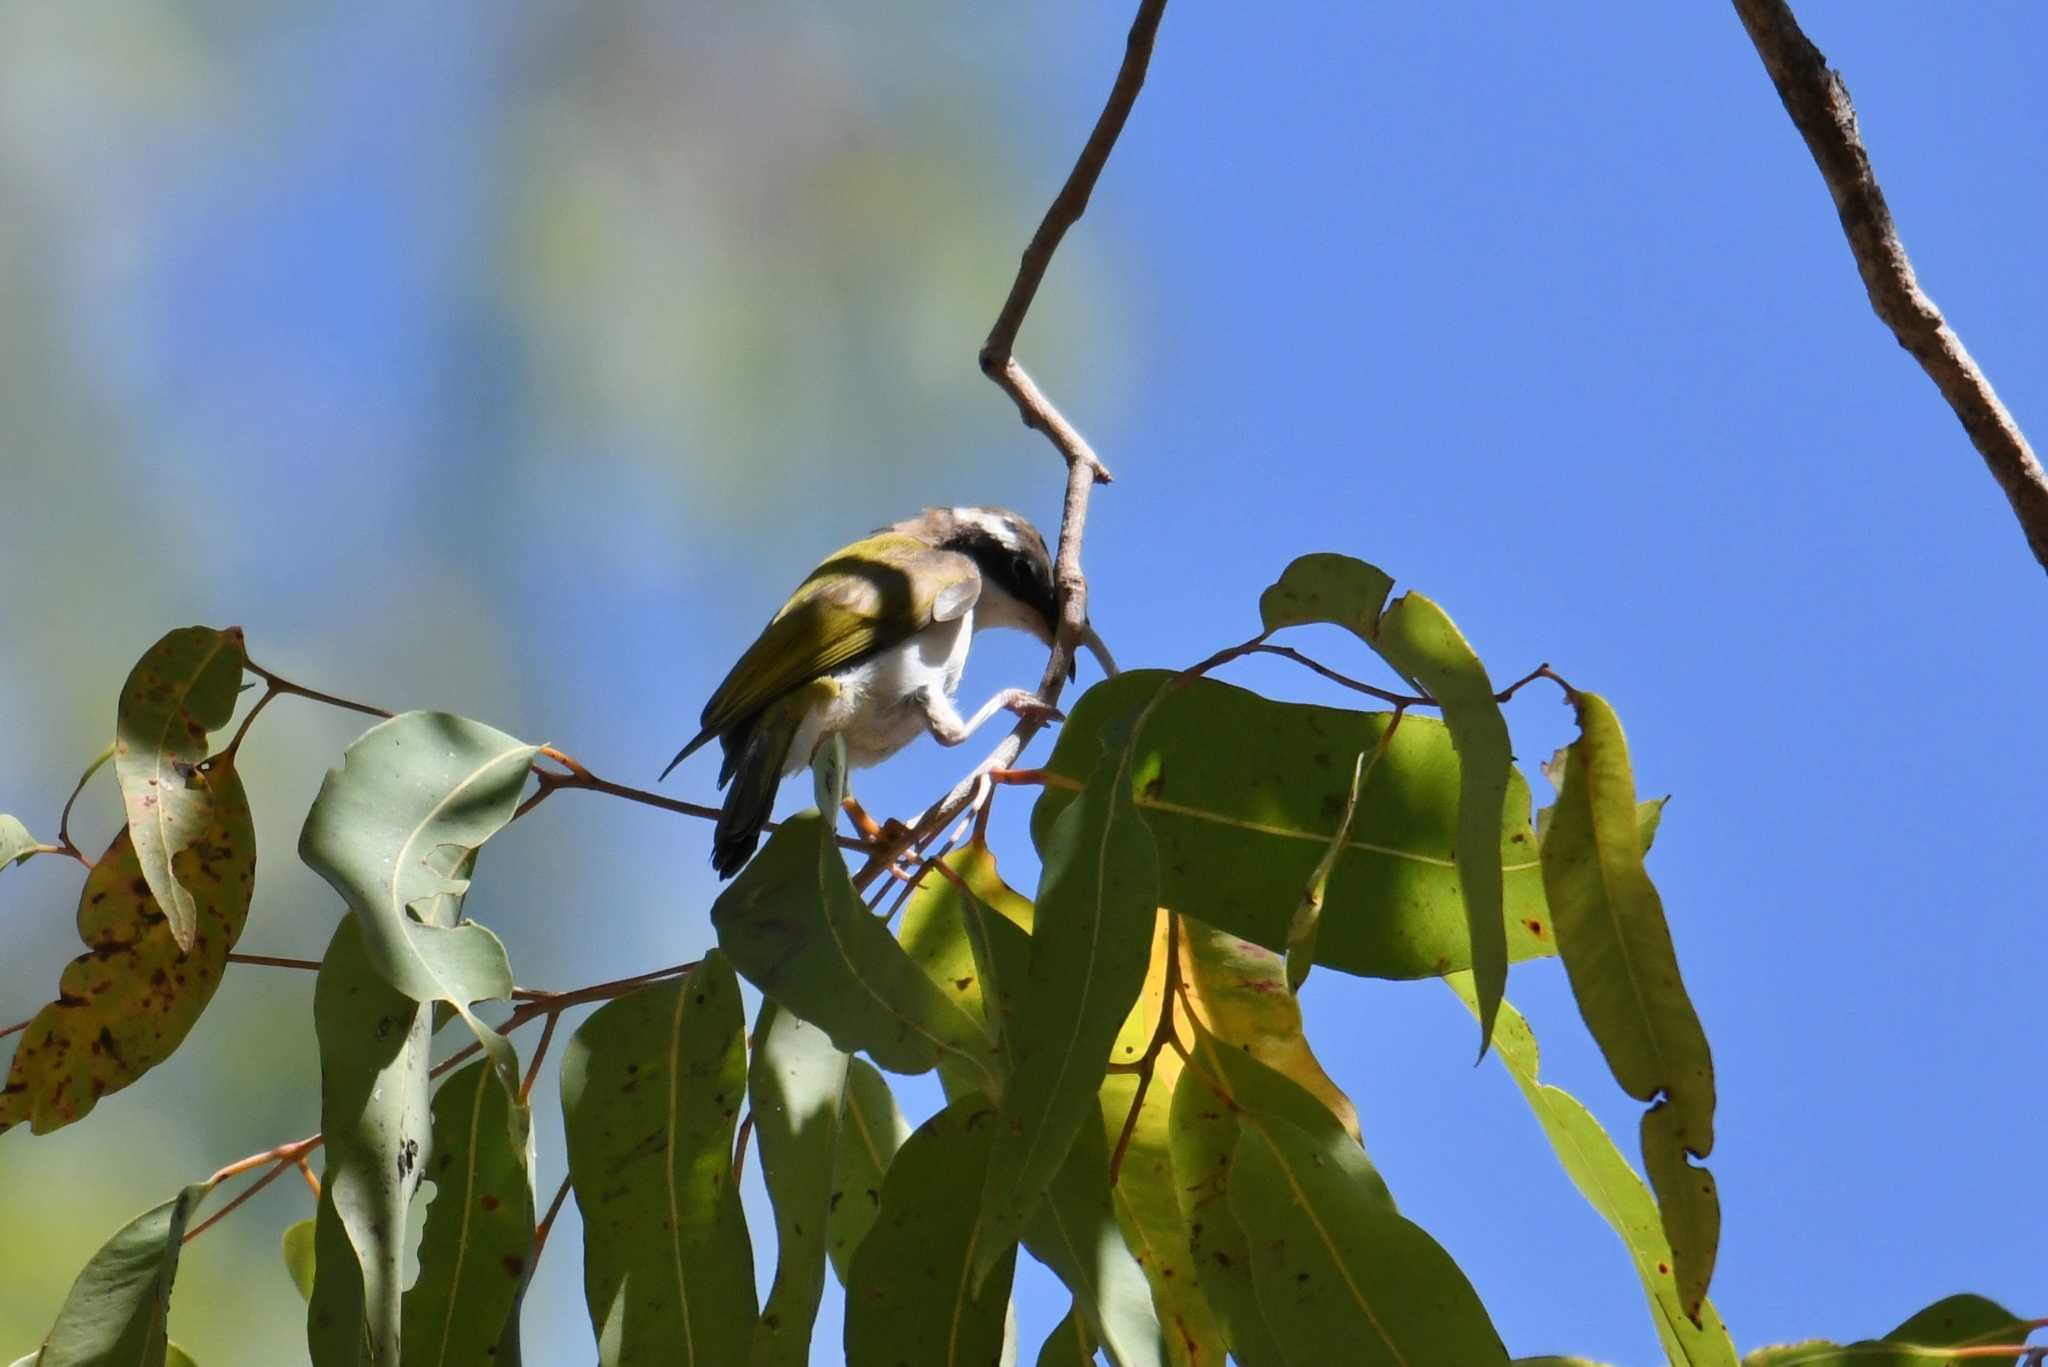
[1731, 0, 2048, 575]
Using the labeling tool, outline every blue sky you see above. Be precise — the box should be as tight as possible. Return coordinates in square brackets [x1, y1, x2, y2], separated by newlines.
[1, 3, 2042, 1363]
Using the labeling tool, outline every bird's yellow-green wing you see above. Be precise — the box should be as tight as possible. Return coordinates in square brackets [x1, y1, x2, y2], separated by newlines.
[694, 534, 981, 741]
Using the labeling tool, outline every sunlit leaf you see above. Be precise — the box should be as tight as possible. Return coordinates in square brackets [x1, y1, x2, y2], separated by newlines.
[113, 625, 245, 951]
[1741, 1293, 2031, 1367]
[1286, 748, 1364, 992]
[845, 1094, 1017, 1366]
[299, 712, 536, 1102]
[1025, 1121, 1163, 1367]
[1446, 975, 1738, 1367]
[827, 1058, 910, 1283]
[1887, 1294, 2031, 1349]
[1542, 692, 1717, 1318]
[1368, 591, 1513, 1054]
[282, 1220, 318, 1304]
[1537, 748, 1666, 855]
[402, 1059, 537, 1366]
[309, 915, 431, 1367]
[1034, 673, 1550, 979]
[748, 1000, 850, 1367]
[1178, 919, 1359, 1143]
[979, 740, 1159, 1288]
[712, 810, 1000, 1091]
[23, 1180, 215, 1367]
[1228, 1110, 1506, 1365]
[900, 842, 1035, 1077]
[1167, 1065, 1286, 1366]
[0, 755, 255, 1136]
[560, 954, 755, 1367]
[1257, 553, 1394, 640]
[0, 814, 40, 871]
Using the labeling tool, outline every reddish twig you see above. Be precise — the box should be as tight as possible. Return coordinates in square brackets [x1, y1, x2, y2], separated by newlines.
[184, 1132, 326, 1243]
[227, 953, 324, 973]
[1108, 912, 1184, 1185]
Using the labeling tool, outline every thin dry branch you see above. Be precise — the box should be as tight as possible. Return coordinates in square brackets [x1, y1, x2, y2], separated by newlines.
[853, 0, 1169, 889]
[1731, 0, 2048, 575]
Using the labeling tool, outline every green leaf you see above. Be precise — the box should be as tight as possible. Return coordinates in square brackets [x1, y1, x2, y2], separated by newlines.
[1446, 975, 1738, 1367]
[1537, 748, 1666, 856]
[712, 810, 1001, 1091]
[0, 755, 255, 1136]
[401, 1059, 537, 1366]
[1179, 919, 1360, 1143]
[560, 954, 756, 1367]
[845, 1094, 1017, 1366]
[979, 740, 1160, 1288]
[309, 914, 431, 1367]
[900, 843, 1035, 1079]
[0, 814, 40, 870]
[1026, 1122, 1163, 1367]
[1741, 1295, 2032, 1367]
[113, 626, 246, 952]
[26, 1181, 216, 1367]
[1229, 1111, 1506, 1366]
[747, 1000, 850, 1367]
[1887, 1294, 2030, 1348]
[1186, 1023, 1386, 1209]
[1033, 673, 1550, 980]
[827, 1058, 910, 1283]
[283, 1220, 318, 1303]
[1367, 591, 1513, 1055]
[1257, 553, 1394, 639]
[1167, 1066, 1287, 1366]
[1541, 692, 1717, 1318]
[1034, 1309, 1098, 1367]
[166, 1348, 199, 1367]
[1286, 749, 1365, 992]
[299, 711, 536, 1102]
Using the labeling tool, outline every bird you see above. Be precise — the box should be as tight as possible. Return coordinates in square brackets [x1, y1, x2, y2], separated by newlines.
[663, 505, 1078, 878]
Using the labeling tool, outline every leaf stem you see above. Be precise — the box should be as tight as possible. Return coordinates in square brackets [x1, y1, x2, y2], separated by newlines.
[243, 660, 395, 721]
[50, 742, 115, 868]
[226, 952, 324, 972]
[185, 1132, 327, 1244]
[1109, 912, 1185, 1185]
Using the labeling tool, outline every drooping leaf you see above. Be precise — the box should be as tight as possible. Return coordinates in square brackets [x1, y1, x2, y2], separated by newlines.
[1537, 748, 1666, 856]
[1178, 919, 1359, 1143]
[1228, 1112, 1506, 1366]
[1741, 1293, 2032, 1367]
[0, 755, 255, 1137]
[711, 810, 1000, 1092]
[1286, 749, 1365, 992]
[299, 712, 535, 1102]
[1167, 1066, 1286, 1366]
[25, 1181, 216, 1367]
[845, 1094, 1017, 1366]
[1186, 1024, 1386, 1209]
[980, 740, 1160, 1287]
[283, 1220, 318, 1303]
[1542, 692, 1717, 1318]
[560, 954, 755, 1367]
[1257, 553, 1394, 640]
[1025, 1121, 1163, 1367]
[827, 1058, 910, 1283]
[401, 1059, 537, 1366]
[309, 914, 432, 1367]
[1099, 913, 1223, 1367]
[113, 625, 246, 951]
[1034, 673, 1550, 980]
[1, 814, 41, 871]
[1446, 975, 1738, 1367]
[747, 1000, 850, 1367]
[1367, 591, 1513, 1054]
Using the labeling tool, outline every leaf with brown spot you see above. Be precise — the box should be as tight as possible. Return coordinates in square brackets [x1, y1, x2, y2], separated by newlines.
[113, 625, 246, 952]
[0, 753, 255, 1137]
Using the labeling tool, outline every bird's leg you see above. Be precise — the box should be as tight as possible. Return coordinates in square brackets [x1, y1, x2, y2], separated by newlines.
[914, 686, 1063, 747]
[841, 795, 913, 849]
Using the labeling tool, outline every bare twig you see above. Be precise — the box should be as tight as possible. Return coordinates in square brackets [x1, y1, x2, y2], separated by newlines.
[185, 1132, 326, 1243]
[852, 0, 1168, 890]
[528, 1173, 573, 1275]
[243, 660, 395, 721]
[227, 953, 323, 973]
[1731, 0, 2048, 575]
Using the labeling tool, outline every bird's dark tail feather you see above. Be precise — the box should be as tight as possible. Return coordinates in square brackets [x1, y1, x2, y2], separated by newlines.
[711, 709, 797, 879]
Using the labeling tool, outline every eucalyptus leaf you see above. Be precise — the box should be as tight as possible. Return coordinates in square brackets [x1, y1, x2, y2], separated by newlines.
[1741, 1293, 2031, 1367]
[899, 842, 1035, 1081]
[0, 814, 39, 870]
[299, 712, 536, 1101]
[712, 810, 1000, 1091]
[845, 1094, 1017, 1367]
[1167, 1066, 1286, 1366]
[560, 954, 755, 1367]
[1034, 1309, 1099, 1367]
[26, 1181, 215, 1367]
[309, 914, 432, 1367]
[401, 1059, 537, 1366]
[1542, 692, 1717, 1318]
[748, 1001, 850, 1367]
[1257, 553, 1394, 640]
[827, 1058, 911, 1283]
[0, 755, 255, 1137]
[1446, 975, 1738, 1367]
[1034, 673, 1550, 980]
[980, 739, 1159, 1288]
[283, 1220, 318, 1304]
[113, 625, 245, 951]
[1024, 1122, 1163, 1367]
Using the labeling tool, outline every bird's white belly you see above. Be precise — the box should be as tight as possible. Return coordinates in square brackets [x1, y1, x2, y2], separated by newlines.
[782, 609, 973, 774]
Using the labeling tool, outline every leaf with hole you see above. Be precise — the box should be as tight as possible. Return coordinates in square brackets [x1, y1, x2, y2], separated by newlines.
[402, 1058, 537, 1366]
[1542, 692, 1717, 1318]
[1034, 673, 1550, 980]
[560, 953, 755, 1367]
[113, 625, 245, 951]
[0, 753, 255, 1137]
[712, 810, 1000, 1091]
